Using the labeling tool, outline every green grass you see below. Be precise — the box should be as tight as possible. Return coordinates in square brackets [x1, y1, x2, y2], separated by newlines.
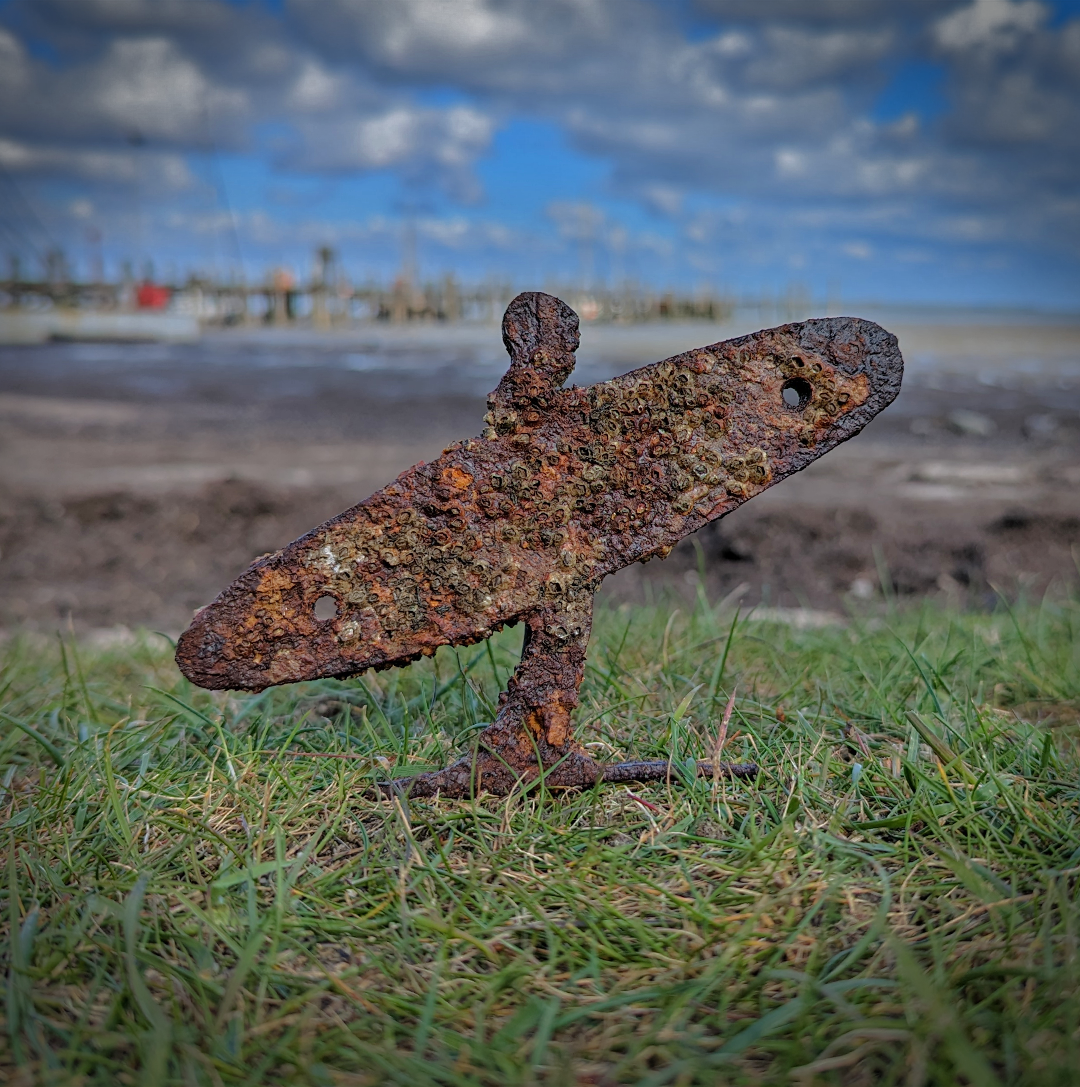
[1, 593, 1079, 1086]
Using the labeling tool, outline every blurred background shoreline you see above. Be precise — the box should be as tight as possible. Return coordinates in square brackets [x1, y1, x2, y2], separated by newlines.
[2, 297, 1078, 637]
[4, 256, 1079, 346]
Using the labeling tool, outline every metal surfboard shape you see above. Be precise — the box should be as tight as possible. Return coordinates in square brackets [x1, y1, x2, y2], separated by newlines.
[176, 292, 903, 796]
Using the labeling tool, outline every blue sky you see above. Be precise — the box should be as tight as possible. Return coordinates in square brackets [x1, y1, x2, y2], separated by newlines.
[1, 0, 1079, 308]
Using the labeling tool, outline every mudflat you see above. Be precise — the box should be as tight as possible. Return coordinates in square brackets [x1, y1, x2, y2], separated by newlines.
[1, 316, 1078, 633]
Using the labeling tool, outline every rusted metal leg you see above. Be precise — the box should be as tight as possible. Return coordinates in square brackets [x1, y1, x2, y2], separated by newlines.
[384, 598, 599, 798]
[380, 595, 760, 799]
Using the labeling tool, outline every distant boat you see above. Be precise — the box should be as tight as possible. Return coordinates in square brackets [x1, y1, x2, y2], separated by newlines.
[135, 281, 171, 310]
[0, 308, 199, 344]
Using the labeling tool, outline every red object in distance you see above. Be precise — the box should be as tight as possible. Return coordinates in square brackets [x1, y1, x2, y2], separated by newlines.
[136, 282, 170, 309]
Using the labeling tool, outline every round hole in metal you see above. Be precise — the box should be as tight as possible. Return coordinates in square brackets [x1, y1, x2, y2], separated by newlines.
[782, 377, 813, 411]
[314, 595, 338, 621]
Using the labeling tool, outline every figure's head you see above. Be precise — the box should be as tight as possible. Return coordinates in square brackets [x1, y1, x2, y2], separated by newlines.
[501, 292, 580, 387]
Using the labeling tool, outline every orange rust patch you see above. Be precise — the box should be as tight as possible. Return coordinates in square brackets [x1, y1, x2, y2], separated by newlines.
[445, 466, 474, 490]
[544, 704, 573, 748]
[257, 567, 296, 602]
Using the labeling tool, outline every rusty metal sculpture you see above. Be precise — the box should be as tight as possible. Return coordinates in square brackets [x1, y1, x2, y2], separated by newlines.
[177, 293, 903, 797]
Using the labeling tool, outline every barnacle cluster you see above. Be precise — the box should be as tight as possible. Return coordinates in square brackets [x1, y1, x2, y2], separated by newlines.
[774, 352, 853, 445]
[283, 334, 865, 660]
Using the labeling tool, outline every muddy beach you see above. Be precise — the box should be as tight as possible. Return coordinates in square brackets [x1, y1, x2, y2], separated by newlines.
[1, 314, 1078, 635]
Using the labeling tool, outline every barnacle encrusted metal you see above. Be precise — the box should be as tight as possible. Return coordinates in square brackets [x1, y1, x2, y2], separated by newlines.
[176, 292, 903, 797]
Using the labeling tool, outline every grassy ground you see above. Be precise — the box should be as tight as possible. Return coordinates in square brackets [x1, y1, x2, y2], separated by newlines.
[1, 592, 1078, 1086]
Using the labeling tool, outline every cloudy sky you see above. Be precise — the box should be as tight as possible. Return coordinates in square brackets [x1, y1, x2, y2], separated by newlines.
[1, 0, 1078, 307]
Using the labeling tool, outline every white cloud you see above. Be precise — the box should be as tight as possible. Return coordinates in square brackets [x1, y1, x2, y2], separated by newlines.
[369, 0, 536, 62]
[775, 149, 807, 178]
[287, 60, 351, 112]
[0, 136, 193, 187]
[280, 104, 494, 201]
[287, 0, 646, 93]
[0, 2, 497, 202]
[744, 26, 895, 90]
[714, 31, 752, 57]
[343, 109, 426, 169]
[87, 37, 248, 142]
[0, 28, 30, 95]
[934, 0, 1046, 51]
[931, 1, 1080, 155]
[1, 0, 1078, 299]
[641, 185, 683, 217]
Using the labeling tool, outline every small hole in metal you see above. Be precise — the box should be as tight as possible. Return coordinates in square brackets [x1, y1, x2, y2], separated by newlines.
[314, 596, 338, 621]
[782, 377, 813, 410]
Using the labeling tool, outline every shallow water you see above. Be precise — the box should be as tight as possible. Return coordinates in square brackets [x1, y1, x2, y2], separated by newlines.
[2, 315, 1078, 456]
[3, 312, 1079, 394]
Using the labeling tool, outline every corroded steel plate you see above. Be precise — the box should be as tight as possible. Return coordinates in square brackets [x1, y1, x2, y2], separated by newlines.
[177, 293, 903, 796]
